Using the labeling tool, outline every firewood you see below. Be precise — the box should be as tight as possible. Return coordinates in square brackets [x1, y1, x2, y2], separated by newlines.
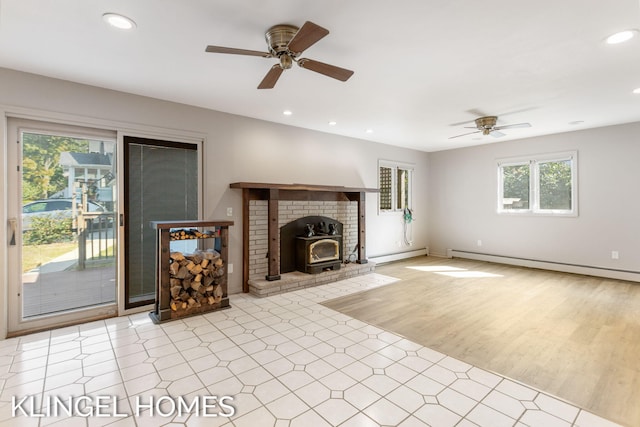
[190, 282, 200, 292]
[191, 264, 203, 275]
[181, 302, 187, 309]
[214, 259, 223, 268]
[169, 262, 180, 276]
[170, 252, 185, 261]
[203, 276, 215, 287]
[186, 261, 195, 271]
[207, 296, 215, 305]
[189, 253, 203, 265]
[170, 286, 182, 299]
[182, 277, 192, 290]
[171, 301, 178, 311]
[170, 278, 182, 287]
[187, 298, 196, 307]
[201, 259, 209, 268]
[194, 273, 202, 283]
[175, 266, 189, 279]
[214, 284, 223, 303]
[205, 285, 214, 292]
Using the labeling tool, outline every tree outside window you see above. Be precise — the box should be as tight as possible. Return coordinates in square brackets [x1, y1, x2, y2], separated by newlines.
[498, 152, 577, 216]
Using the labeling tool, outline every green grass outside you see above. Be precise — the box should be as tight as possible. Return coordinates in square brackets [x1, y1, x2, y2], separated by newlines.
[22, 242, 116, 273]
[22, 241, 77, 273]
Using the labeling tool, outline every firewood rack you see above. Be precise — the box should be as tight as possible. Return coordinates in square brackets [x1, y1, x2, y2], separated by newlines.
[150, 220, 233, 323]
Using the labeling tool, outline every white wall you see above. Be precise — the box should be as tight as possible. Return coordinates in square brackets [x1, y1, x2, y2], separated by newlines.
[0, 68, 429, 301]
[428, 122, 640, 274]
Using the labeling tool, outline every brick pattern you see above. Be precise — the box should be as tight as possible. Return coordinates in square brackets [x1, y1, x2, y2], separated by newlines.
[248, 200, 359, 280]
[248, 262, 376, 297]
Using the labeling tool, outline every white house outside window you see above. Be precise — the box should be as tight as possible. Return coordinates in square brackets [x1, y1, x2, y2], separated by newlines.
[498, 151, 577, 216]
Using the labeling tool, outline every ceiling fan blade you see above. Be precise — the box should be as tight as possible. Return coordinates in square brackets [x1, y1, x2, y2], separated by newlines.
[205, 45, 272, 58]
[490, 130, 506, 138]
[448, 130, 480, 139]
[494, 122, 532, 130]
[258, 65, 284, 89]
[287, 21, 329, 55]
[297, 58, 354, 82]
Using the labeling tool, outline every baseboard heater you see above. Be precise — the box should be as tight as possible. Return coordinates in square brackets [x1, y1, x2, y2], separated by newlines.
[369, 248, 428, 265]
[448, 249, 640, 283]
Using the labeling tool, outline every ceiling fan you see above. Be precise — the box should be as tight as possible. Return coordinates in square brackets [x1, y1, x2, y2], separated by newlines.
[449, 116, 532, 139]
[205, 21, 354, 89]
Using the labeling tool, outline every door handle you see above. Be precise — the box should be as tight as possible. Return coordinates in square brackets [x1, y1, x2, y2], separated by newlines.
[9, 218, 17, 246]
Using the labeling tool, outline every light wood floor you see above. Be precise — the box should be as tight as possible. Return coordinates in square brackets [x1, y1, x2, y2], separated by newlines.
[323, 256, 640, 427]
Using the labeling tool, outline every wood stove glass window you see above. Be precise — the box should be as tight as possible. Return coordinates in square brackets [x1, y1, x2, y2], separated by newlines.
[309, 238, 340, 264]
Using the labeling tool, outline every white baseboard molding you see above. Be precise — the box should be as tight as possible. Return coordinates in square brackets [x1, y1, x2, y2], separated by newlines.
[448, 249, 640, 283]
[369, 248, 428, 265]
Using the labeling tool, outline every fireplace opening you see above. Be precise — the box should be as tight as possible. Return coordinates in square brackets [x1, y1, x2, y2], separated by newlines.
[280, 216, 343, 274]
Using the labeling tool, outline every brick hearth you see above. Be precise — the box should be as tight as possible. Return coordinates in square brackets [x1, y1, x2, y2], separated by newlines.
[248, 261, 376, 297]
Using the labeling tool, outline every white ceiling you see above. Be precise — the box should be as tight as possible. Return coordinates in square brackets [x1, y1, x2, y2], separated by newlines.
[1, 0, 639, 152]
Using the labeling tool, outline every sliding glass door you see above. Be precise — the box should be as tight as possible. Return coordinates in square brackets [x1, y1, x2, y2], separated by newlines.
[7, 119, 117, 333]
[123, 136, 199, 309]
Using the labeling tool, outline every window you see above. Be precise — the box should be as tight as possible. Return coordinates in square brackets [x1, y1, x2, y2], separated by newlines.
[379, 160, 413, 212]
[498, 151, 577, 215]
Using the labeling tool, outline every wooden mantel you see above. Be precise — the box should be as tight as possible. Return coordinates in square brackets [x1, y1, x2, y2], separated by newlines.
[230, 182, 379, 292]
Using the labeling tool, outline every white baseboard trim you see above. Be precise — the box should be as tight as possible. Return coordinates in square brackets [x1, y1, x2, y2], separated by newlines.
[448, 249, 640, 283]
[369, 248, 428, 264]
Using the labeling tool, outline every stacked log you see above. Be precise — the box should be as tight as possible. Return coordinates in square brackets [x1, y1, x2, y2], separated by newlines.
[170, 228, 218, 240]
[168, 249, 225, 312]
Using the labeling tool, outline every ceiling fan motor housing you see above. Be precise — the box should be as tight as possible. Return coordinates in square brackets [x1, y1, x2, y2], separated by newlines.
[475, 116, 497, 134]
[265, 25, 299, 56]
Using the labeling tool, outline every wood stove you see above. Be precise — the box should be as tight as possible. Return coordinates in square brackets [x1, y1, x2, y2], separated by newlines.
[296, 235, 342, 274]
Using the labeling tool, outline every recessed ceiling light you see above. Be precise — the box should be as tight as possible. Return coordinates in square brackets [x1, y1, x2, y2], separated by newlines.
[328, 121, 337, 126]
[365, 129, 374, 134]
[633, 88, 640, 94]
[605, 29, 638, 44]
[103, 13, 136, 30]
[283, 110, 292, 116]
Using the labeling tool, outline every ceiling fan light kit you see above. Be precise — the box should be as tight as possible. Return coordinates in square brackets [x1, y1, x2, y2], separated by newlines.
[205, 21, 354, 89]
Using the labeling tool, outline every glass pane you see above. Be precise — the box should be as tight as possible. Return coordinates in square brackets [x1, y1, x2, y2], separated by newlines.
[21, 132, 116, 318]
[539, 160, 572, 210]
[502, 164, 530, 210]
[126, 141, 198, 308]
[379, 166, 392, 210]
[396, 168, 410, 210]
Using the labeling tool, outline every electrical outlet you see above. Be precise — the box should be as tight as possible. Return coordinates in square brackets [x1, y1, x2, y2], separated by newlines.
[611, 251, 619, 260]
[477, 240, 482, 247]
[228, 263, 233, 274]
[226, 207, 233, 217]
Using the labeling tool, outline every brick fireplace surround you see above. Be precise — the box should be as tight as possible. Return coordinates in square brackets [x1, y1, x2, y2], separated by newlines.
[230, 183, 378, 296]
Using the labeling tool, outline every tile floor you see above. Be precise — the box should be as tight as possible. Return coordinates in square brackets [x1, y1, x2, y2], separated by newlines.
[0, 273, 624, 427]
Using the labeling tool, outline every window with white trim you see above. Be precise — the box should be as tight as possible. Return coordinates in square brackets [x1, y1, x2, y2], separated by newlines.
[379, 160, 413, 212]
[498, 151, 577, 215]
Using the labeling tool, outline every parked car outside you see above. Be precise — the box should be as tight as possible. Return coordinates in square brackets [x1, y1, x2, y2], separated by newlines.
[22, 199, 106, 231]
